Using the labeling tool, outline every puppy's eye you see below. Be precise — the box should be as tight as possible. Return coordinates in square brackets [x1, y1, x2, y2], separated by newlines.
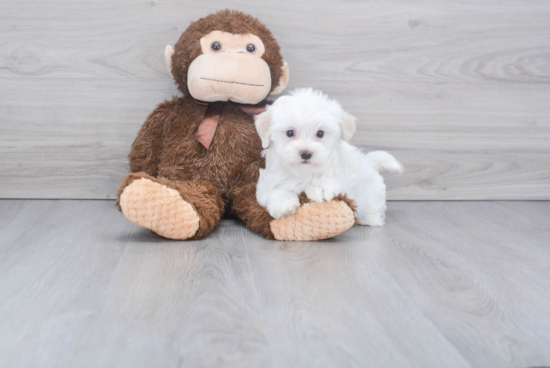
[316, 130, 324, 138]
[211, 42, 221, 51]
[286, 130, 295, 137]
[246, 44, 256, 53]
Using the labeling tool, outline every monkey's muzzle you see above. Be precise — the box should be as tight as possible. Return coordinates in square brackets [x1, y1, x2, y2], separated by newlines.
[187, 53, 272, 104]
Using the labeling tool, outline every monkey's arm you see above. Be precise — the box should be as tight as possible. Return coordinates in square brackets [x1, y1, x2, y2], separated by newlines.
[128, 104, 169, 176]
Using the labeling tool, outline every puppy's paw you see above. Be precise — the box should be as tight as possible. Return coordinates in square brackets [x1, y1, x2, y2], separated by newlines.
[357, 211, 386, 226]
[267, 196, 300, 219]
[321, 185, 341, 202]
[306, 185, 342, 203]
[305, 187, 325, 203]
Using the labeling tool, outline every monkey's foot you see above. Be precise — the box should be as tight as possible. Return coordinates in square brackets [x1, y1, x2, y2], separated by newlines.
[119, 178, 200, 240]
[270, 200, 355, 241]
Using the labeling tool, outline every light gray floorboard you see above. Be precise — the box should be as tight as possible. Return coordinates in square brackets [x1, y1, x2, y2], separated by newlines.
[0, 200, 549, 367]
[1, 0, 549, 199]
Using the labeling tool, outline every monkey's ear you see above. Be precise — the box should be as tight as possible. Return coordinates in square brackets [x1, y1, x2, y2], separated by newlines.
[270, 62, 289, 95]
[255, 111, 271, 148]
[341, 112, 357, 141]
[165, 45, 175, 79]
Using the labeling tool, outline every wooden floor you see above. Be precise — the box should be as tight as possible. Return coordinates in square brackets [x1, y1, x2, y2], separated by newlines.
[0, 200, 549, 368]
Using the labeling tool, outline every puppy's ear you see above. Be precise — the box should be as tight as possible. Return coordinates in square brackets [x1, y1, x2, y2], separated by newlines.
[340, 112, 357, 141]
[255, 111, 271, 148]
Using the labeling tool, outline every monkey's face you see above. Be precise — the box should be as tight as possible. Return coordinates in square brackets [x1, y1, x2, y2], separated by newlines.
[186, 31, 272, 104]
[167, 11, 290, 103]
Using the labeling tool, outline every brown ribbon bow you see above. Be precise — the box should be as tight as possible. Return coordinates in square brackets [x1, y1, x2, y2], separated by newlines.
[195, 100, 267, 149]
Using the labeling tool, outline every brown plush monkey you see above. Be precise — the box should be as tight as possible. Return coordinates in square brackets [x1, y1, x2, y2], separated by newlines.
[116, 10, 356, 240]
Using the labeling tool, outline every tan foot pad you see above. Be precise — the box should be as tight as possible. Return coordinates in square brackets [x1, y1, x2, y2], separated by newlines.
[270, 200, 355, 241]
[119, 178, 200, 240]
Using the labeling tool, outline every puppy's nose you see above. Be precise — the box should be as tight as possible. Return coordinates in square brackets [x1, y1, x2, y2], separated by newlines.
[300, 150, 312, 160]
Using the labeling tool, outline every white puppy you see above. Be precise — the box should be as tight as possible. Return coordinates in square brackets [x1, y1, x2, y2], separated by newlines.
[255, 88, 403, 226]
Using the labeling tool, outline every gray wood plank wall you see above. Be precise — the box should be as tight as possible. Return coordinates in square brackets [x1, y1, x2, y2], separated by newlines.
[1, 0, 549, 200]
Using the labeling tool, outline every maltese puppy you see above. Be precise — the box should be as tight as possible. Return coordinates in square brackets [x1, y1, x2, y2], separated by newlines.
[255, 88, 403, 226]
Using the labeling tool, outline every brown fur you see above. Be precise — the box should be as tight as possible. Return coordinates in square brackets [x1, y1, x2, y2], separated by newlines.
[172, 9, 284, 97]
[116, 96, 276, 239]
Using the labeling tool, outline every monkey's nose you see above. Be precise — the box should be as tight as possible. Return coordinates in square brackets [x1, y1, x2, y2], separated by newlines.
[300, 151, 312, 160]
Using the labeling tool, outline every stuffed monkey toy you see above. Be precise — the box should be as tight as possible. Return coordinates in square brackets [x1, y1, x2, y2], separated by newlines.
[116, 10, 356, 240]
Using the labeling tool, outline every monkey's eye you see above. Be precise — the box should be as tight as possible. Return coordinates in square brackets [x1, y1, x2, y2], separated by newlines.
[211, 42, 221, 52]
[286, 130, 295, 138]
[246, 44, 256, 53]
[316, 130, 324, 138]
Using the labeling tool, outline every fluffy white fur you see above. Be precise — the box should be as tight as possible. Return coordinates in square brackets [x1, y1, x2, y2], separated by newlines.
[255, 88, 403, 226]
